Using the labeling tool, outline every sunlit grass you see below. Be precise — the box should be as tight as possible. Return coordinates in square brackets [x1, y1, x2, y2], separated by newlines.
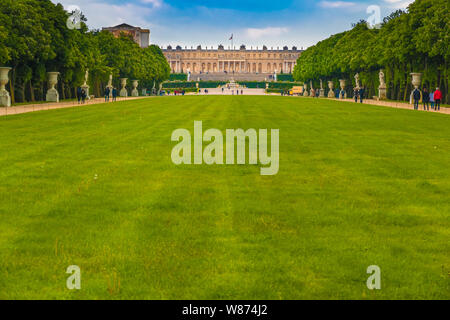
[0, 96, 449, 299]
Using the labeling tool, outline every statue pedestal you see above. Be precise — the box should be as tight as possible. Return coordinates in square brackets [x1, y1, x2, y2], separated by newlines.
[378, 86, 387, 100]
[141, 88, 147, 96]
[319, 89, 325, 98]
[46, 88, 59, 102]
[120, 88, 128, 97]
[81, 85, 90, 100]
[303, 90, 309, 97]
[131, 89, 139, 97]
[328, 90, 335, 98]
[0, 91, 11, 107]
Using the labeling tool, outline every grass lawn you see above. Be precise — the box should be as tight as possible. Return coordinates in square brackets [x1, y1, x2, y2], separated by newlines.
[0, 96, 449, 300]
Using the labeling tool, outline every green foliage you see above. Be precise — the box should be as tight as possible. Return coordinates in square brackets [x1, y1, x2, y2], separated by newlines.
[293, 0, 450, 103]
[0, 0, 170, 103]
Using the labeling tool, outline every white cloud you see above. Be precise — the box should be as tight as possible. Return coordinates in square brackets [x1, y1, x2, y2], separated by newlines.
[318, 1, 356, 8]
[53, 0, 162, 30]
[245, 27, 289, 39]
[140, 0, 163, 8]
[383, 0, 414, 9]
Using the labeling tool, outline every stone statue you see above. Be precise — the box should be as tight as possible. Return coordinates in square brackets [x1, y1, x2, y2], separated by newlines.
[379, 70, 385, 86]
[81, 69, 90, 99]
[319, 79, 325, 97]
[84, 69, 89, 86]
[354, 73, 360, 89]
[378, 69, 387, 100]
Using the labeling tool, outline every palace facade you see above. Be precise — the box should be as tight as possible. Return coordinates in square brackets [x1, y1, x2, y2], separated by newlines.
[102, 24, 150, 48]
[163, 45, 302, 74]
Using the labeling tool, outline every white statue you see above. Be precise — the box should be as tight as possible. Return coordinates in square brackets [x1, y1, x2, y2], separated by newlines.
[379, 70, 385, 86]
[83, 69, 89, 86]
[354, 73, 360, 89]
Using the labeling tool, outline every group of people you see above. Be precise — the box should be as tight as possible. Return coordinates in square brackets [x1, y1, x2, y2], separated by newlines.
[412, 87, 442, 111]
[76, 87, 87, 104]
[104, 87, 118, 102]
[353, 86, 366, 103]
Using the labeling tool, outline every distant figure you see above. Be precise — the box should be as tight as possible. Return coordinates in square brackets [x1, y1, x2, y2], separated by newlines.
[434, 87, 442, 111]
[77, 87, 82, 104]
[105, 87, 110, 102]
[236, 90, 239, 95]
[430, 90, 435, 110]
[112, 87, 117, 102]
[353, 87, 359, 103]
[335, 88, 340, 98]
[422, 87, 430, 110]
[222, 87, 224, 94]
[359, 86, 365, 103]
[315, 89, 319, 98]
[241, 90, 243, 95]
[81, 89, 86, 104]
[412, 87, 421, 110]
[340, 89, 345, 99]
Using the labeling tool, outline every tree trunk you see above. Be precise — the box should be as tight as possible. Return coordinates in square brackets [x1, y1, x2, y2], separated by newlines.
[29, 81, 35, 102]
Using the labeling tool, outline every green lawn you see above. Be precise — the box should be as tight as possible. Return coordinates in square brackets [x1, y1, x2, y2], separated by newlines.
[0, 96, 449, 300]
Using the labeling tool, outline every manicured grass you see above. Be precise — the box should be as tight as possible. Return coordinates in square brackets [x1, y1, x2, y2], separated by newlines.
[0, 96, 449, 300]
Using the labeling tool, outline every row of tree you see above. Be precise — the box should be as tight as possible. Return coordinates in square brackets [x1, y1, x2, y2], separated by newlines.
[0, 0, 170, 104]
[293, 0, 449, 103]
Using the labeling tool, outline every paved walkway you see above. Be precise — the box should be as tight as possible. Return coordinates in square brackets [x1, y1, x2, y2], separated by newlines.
[326, 97, 450, 115]
[0, 96, 149, 117]
[2, 94, 448, 117]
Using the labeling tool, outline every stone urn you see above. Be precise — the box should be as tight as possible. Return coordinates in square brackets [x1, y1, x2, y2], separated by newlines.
[0, 67, 12, 107]
[131, 80, 139, 97]
[339, 79, 347, 99]
[120, 78, 128, 97]
[327, 81, 335, 98]
[46, 72, 60, 102]
[410, 73, 422, 89]
[303, 83, 309, 97]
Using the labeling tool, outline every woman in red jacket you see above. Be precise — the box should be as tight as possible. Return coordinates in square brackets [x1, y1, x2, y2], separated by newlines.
[433, 88, 442, 111]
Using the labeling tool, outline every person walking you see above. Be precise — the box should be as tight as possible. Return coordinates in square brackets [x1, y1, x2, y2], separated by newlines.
[77, 87, 82, 104]
[422, 87, 430, 110]
[353, 87, 359, 103]
[412, 87, 421, 110]
[105, 87, 110, 102]
[430, 90, 435, 110]
[81, 89, 86, 104]
[112, 87, 117, 102]
[434, 87, 442, 111]
[359, 86, 365, 103]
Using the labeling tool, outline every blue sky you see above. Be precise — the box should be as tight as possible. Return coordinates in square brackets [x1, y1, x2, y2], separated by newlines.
[53, 0, 414, 48]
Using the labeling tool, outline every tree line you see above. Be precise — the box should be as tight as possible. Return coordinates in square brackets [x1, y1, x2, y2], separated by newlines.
[0, 0, 170, 104]
[293, 0, 449, 103]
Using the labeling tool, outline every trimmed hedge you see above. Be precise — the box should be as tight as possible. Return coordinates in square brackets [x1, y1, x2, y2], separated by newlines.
[169, 74, 188, 81]
[277, 74, 294, 82]
[162, 82, 196, 89]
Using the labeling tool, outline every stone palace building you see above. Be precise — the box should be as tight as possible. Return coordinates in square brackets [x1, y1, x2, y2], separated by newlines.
[163, 45, 302, 75]
[102, 24, 150, 48]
